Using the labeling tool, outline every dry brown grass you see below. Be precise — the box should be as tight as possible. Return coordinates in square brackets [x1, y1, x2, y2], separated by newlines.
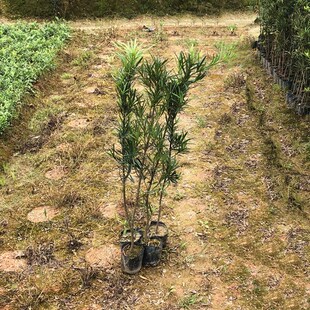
[0, 14, 309, 310]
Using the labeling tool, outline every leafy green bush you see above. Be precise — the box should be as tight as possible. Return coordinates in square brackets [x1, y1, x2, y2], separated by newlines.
[2, 0, 256, 18]
[0, 22, 70, 133]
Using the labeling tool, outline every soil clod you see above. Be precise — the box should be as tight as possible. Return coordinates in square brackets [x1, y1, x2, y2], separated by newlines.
[27, 206, 59, 223]
[85, 245, 120, 269]
[0, 251, 27, 272]
[45, 166, 67, 180]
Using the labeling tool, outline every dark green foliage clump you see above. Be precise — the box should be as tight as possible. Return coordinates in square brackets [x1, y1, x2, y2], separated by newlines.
[259, 0, 309, 113]
[2, 0, 257, 18]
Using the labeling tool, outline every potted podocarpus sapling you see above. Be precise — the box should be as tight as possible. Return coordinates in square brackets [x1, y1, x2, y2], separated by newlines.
[147, 49, 210, 248]
[135, 57, 170, 266]
[139, 47, 222, 265]
[111, 41, 229, 271]
[109, 40, 145, 274]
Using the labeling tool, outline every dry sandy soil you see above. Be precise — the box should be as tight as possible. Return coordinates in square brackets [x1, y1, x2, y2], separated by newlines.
[0, 14, 309, 310]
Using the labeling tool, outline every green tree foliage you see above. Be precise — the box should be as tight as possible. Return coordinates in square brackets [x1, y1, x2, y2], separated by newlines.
[0, 22, 70, 133]
[259, 0, 309, 112]
[2, 0, 256, 18]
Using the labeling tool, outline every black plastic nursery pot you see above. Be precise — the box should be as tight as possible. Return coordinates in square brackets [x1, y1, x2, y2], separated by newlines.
[277, 77, 284, 89]
[121, 243, 144, 274]
[286, 91, 297, 108]
[282, 79, 292, 90]
[296, 104, 310, 116]
[142, 238, 163, 267]
[272, 68, 279, 83]
[148, 221, 168, 248]
[120, 228, 143, 247]
[260, 56, 265, 65]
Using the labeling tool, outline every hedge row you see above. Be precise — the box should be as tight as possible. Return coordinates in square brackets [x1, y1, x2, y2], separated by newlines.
[258, 0, 309, 114]
[1, 0, 256, 18]
[0, 22, 70, 133]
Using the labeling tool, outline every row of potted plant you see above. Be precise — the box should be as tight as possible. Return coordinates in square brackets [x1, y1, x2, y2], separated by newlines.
[258, 0, 309, 115]
[257, 45, 309, 116]
[109, 40, 221, 274]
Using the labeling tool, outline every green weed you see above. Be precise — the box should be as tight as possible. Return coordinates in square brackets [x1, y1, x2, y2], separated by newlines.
[185, 39, 198, 49]
[196, 115, 207, 128]
[72, 50, 93, 67]
[179, 293, 198, 309]
[227, 24, 237, 35]
[61, 72, 73, 80]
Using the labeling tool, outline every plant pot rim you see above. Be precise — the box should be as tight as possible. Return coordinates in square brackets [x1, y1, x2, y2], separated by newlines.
[146, 237, 163, 247]
[121, 243, 144, 256]
[120, 228, 143, 244]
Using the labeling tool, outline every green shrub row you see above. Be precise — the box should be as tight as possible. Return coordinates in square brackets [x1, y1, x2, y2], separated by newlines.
[259, 0, 309, 112]
[2, 0, 257, 18]
[0, 22, 70, 133]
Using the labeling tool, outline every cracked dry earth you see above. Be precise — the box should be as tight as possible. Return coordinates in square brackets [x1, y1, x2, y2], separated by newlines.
[0, 14, 309, 310]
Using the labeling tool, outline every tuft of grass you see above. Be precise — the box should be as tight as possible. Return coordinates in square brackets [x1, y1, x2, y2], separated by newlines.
[179, 293, 198, 309]
[224, 72, 246, 91]
[196, 115, 207, 128]
[72, 50, 93, 68]
[302, 141, 310, 161]
[73, 263, 98, 288]
[185, 39, 198, 49]
[227, 24, 237, 35]
[61, 72, 73, 80]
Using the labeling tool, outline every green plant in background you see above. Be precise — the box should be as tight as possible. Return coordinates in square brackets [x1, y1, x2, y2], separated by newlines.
[228, 24, 237, 35]
[185, 39, 198, 49]
[0, 21, 70, 133]
[214, 41, 237, 65]
[259, 0, 309, 113]
[110, 40, 224, 252]
[152, 21, 168, 45]
[2, 0, 259, 18]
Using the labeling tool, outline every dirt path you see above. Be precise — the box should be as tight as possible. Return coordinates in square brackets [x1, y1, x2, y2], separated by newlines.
[0, 15, 309, 310]
[70, 13, 258, 30]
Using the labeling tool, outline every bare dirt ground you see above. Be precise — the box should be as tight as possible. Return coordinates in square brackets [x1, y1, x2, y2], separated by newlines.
[70, 13, 259, 32]
[0, 14, 309, 310]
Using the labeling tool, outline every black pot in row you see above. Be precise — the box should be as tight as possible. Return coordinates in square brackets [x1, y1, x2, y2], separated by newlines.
[256, 49, 309, 115]
[120, 221, 168, 274]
